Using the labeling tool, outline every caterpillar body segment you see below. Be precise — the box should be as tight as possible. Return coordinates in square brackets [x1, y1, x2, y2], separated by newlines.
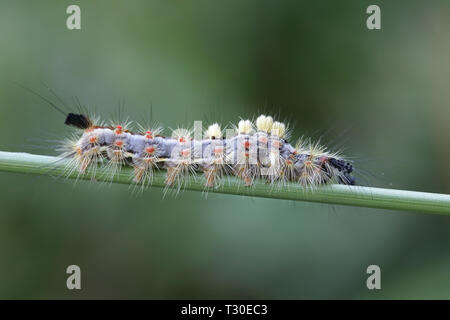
[61, 113, 356, 191]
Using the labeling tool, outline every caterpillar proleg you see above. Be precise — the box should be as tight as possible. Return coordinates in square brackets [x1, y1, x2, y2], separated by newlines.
[59, 111, 355, 192]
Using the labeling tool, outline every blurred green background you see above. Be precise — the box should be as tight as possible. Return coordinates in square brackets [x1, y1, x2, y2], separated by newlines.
[0, 0, 449, 299]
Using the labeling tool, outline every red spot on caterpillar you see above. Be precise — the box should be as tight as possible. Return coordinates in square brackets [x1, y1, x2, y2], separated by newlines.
[258, 136, 268, 144]
[145, 146, 155, 154]
[89, 136, 97, 144]
[244, 152, 249, 158]
[115, 125, 123, 135]
[181, 148, 190, 157]
[214, 146, 224, 155]
[179, 137, 186, 143]
[244, 141, 250, 149]
[115, 140, 124, 147]
[145, 131, 153, 139]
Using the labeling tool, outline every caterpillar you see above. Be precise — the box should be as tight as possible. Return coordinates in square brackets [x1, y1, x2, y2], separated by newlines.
[17, 84, 355, 192]
[58, 111, 355, 192]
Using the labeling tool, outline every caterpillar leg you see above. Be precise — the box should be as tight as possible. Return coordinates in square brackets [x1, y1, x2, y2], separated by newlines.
[133, 157, 158, 189]
[165, 160, 197, 195]
[164, 146, 196, 192]
[71, 137, 104, 179]
[234, 164, 254, 187]
[203, 167, 216, 188]
[165, 166, 179, 186]
[203, 160, 227, 188]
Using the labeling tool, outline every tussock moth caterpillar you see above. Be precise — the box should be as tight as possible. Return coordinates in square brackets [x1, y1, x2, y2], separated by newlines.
[22, 86, 356, 194]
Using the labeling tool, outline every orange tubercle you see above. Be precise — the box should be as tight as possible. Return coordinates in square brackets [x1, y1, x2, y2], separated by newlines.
[213, 146, 224, 155]
[115, 125, 123, 135]
[181, 148, 190, 157]
[145, 131, 153, 139]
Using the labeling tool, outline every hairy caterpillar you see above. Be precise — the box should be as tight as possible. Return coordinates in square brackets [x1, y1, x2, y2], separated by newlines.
[18, 85, 355, 193]
[59, 112, 355, 191]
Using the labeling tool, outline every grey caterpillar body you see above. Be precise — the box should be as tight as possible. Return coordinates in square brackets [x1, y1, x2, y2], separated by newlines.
[61, 112, 355, 190]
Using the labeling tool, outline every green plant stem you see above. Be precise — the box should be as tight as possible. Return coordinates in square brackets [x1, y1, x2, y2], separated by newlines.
[0, 151, 449, 214]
